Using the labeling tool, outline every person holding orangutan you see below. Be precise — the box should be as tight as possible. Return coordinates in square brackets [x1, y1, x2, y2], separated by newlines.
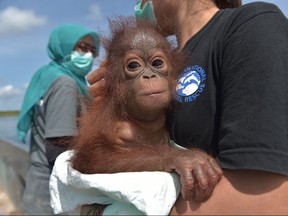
[83, 0, 288, 215]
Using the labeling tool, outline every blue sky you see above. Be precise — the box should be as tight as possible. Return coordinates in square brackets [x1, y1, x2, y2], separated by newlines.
[0, 0, 287, 111]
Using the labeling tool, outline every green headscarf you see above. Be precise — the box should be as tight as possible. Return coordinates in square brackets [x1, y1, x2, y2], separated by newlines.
[17, 24, 100, 142]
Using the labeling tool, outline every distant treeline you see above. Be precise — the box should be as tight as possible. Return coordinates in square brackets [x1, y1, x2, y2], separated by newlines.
[0, 110, 20, 116]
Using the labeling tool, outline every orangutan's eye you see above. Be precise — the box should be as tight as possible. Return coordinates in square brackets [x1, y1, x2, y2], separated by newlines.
[152, 59, 164, 67]
[127, 61, 141, 70]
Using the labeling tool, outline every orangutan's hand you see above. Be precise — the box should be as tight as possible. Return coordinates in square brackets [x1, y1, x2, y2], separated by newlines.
[164, 148, 223, 202]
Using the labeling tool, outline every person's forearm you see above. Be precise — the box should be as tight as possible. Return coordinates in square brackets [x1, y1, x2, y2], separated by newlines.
[170, 169, 288, 215]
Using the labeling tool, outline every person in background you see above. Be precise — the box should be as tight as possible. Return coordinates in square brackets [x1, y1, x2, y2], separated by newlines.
[17, 24, 99, 215]
[86, 0, 288, 214]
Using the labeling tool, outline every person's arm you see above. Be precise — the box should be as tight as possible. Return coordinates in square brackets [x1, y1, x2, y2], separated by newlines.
[44, 76, 80, 167]
[171, 169, 288, 215]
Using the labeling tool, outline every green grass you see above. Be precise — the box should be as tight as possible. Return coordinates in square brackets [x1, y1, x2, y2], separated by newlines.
[0, 110, 20, 116]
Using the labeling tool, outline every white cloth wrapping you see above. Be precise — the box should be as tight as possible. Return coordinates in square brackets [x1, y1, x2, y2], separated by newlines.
[49, 150, 181, 215]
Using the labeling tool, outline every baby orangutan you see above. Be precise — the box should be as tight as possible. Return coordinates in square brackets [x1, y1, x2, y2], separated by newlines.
[71, 17, 222, 202]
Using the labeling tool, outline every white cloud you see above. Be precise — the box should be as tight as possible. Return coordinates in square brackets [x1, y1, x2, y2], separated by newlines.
[0, 85, 22, 100]
[22, 83, 29, 89]
[0, 6, 47, 36]
[86, 4, 102, 21]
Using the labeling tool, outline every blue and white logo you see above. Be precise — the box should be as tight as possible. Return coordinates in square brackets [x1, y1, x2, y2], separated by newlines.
[175, 65, 206, 103]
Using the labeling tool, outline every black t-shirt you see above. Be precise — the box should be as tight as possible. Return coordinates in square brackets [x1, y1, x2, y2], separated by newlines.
[168, 2, 288, 176]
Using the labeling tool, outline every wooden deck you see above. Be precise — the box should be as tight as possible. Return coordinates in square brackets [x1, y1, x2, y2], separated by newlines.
[0, 186, 19, 215]
[0, 139, 29, 214]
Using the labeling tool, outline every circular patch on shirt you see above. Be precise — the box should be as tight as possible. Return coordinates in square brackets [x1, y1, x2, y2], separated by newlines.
[176, 71, 201, 96]
[175, 65, 206, 103]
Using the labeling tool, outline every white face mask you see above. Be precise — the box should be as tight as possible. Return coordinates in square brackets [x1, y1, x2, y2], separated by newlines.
[63, 51, 94, 76]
